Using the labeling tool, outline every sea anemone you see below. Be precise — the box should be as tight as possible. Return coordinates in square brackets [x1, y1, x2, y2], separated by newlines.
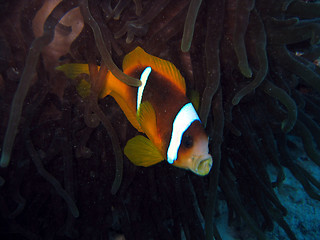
[0, 0, 319, 239]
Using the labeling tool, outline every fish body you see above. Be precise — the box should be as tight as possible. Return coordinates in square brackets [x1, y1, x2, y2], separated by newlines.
[57, 47, 212, 176]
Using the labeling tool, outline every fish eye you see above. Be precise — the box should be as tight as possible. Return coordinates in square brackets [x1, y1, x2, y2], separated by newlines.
[182, 134, 193, 148]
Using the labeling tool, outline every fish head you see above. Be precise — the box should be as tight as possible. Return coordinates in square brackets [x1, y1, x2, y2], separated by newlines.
[172, 121, 212, 176]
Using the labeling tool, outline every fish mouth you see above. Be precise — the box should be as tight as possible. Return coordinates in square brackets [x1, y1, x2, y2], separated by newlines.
[191, 156, 213, 176]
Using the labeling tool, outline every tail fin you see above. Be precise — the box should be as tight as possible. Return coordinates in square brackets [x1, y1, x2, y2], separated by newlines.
[56, 63, 90, 80]
[56, 63, 143, 132]
[56, 63, 92, 98]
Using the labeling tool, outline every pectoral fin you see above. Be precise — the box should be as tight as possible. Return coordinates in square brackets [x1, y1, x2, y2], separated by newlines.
[189, 89, 200, 112]
[137, 101, 162, 147]
[124, 135, 164, 167]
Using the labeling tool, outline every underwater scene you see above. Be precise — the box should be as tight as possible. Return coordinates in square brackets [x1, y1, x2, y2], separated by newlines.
[0, 0, 320, 239]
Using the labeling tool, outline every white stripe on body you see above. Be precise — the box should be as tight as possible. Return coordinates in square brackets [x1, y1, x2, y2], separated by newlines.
[167, 103, 200, 164]
[137, 67, 152, 111]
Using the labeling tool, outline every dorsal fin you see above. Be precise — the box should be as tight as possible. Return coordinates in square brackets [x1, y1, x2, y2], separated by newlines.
[123, 47, 186, 94]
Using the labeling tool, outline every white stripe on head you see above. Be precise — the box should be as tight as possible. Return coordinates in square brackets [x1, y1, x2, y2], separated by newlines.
[137, 67, 152, 111]
[167, 103, 200, 164]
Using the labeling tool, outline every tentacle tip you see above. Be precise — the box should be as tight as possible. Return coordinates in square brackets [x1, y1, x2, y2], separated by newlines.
[281, 121, 292, 134]
[181, 41, 191, 53]
[282, 1, 295, 11]
[111, 184, 120, 195]
[238, 63, 252, 78]
[232, 97, 240, 106]
[0, 154, 10, 168]
[126, 32, 134, 44]
[0, 176, 5, 186]
[181, 47, 190, 53]
[73, 208, 80, 218]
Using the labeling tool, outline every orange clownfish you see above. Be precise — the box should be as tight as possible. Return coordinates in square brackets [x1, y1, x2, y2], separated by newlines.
[57, 47, 212, 176]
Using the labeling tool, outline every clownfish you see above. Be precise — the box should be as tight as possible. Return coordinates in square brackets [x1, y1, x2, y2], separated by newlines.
[57, 47, 212, 176]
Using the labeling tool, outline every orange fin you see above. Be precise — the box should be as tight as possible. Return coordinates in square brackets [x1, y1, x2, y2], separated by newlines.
[123, 47, 186, 94]
[124, 135, 164, 167]
[110, 91, 143, 132]
[137, 101, 162, 147]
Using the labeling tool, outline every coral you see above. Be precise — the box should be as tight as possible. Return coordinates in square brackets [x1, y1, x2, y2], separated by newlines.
[0, 0, 320, 239]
